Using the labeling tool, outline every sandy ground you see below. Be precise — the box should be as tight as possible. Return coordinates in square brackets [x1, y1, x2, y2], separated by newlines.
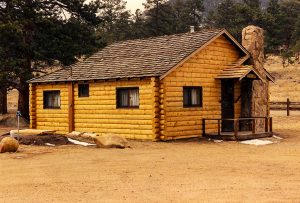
[0, 111, 300, 203]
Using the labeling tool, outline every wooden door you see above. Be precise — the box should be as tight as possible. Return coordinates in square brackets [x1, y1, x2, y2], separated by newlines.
[221, 80, 234, 132]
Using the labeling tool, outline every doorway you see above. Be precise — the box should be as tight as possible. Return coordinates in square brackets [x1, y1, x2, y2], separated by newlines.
[221, 80, 234, 132]
[240, 79, 253, 131]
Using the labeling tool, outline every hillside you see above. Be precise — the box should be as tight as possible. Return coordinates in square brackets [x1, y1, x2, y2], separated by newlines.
[203, 0, 270, 13]
[265, 56, 300, 102]
[169, 0, 270, 14]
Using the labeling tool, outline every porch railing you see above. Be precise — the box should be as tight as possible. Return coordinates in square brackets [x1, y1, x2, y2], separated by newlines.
[202, 117, 273, 140]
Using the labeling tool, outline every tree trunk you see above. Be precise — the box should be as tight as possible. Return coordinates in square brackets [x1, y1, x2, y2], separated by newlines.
[18, 82, 30, 120]
[0, 88, 7, 114]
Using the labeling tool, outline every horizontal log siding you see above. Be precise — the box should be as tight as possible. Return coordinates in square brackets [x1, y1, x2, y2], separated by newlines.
[161, 35, 241, 139]
[34, 83, 69, 133]
[73, 78, 158, 140]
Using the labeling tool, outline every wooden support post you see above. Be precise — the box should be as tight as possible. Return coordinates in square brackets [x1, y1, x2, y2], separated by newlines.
[202, 119, 206, 137]
[218, 120, 220, 136]
[29, 84, 37, 129]
[265, 117, 269, 132]
[234, 119, 238, 141]
[287, 98, 290, 116]
[269, 117, 273, 133]
[68, 82, 74, 133]
[252, 119, 256, 134]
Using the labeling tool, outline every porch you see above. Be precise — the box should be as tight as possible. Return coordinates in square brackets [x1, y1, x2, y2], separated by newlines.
[202, 117, 273, 141]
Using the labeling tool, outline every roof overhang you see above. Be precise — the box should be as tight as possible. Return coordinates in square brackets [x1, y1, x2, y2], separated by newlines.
[263, 68, 275, 82]
[159, 29, 251, 80]
[216, 65, 267, 83]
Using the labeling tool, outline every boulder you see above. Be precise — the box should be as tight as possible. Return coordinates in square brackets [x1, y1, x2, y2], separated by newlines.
[65, 131, 98, 144]
[0, 137, 19, 153]
[93, 134, 129, 149]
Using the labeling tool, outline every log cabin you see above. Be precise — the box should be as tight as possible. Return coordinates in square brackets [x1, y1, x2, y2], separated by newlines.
[28, 26, 275, 141]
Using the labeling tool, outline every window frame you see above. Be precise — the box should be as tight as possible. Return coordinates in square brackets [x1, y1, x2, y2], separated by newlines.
[78, 83, 89, 98]
[183, 86, 203, 108]
[116, 87, 140, 109]
[43, 90, 61, 109]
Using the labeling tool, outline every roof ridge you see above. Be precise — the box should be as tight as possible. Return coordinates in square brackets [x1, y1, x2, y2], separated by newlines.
[107, 28, 225, 47]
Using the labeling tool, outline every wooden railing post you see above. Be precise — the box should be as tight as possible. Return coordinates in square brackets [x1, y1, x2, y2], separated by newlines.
[252, 119, 256, 134]
[265, 117, 269, 132]
[202, 119, 206, 136]
[234, 119, 238, 141]
[218, 120, 220, 136]
[287, 98, 290, 116]
[270, 117, 273, 133]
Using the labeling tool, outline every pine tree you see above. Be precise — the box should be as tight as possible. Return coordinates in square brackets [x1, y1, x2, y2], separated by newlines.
[0, 0, 103, 119]
[205, 0, 246, 40]
[131, 9, 148, 39]
[97, 0, 132, 43]
[185, 0, 205, 28]
[292, 14, 300, 55]
[143, 0, 174, 36]
[264, 0, 285, 53]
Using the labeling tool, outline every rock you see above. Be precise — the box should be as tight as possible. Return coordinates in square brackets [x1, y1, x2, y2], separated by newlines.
[0, 137, 19, 153]
[65, 131, 97, 144]
[93, 134, 129, 149]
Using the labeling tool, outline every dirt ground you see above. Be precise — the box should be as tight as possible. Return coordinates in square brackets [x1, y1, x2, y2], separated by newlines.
[0, 111, 300, 203]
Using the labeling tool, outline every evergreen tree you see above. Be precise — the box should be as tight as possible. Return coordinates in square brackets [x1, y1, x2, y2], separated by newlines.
[0, 0, 103, 119]
[185, 0, 205, 28]
[97, 0, 132, 43]
[292, 14, 300, 55]
[280, 0, 300, 49]
[205, 0, 245, 40]
[131, 9, 148, 39]
[264, 0, 286, 53]
[143, 0, 174, 36]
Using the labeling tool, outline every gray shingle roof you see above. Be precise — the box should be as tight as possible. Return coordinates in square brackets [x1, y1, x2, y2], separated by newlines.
[29, 29, 224, 83]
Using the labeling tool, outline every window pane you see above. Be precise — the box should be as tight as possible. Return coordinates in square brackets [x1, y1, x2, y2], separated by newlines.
[183, 87, 202, 107]
[120, 90, 129, 107]
[183, 88, 190, 106]
[129, 89, 139, 106]
[79, 84, 89, 97]
[117, 88, 139, 108]
[191, 89, 200, 105]
[44, 91, 60, 109]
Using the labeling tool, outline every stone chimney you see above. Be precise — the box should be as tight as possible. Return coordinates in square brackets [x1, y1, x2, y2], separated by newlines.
[242, 26, 269, 130]
[242, 26, 265, 76]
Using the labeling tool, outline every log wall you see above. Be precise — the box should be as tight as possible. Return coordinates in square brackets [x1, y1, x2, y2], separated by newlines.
[161, 35, 241, 140]
[73, 78, 159, 140]
[34, 83, 69, 133]
[30, 78, 159, 140]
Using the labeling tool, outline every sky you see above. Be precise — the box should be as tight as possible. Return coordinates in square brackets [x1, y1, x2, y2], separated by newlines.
[126, 0, 145, 12]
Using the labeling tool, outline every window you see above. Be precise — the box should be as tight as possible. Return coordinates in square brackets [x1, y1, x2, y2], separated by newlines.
[78, 84, 89, 97]
[183, 87, 203, 107]
[43, 91, 61, 109]
[116, 87, 139, 108]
